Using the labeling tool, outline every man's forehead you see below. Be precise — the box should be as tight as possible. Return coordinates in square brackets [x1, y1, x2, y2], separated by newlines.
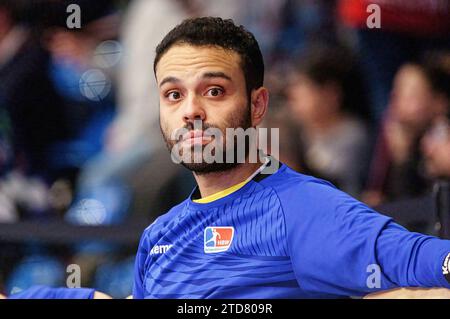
[156, 44, 242, 82]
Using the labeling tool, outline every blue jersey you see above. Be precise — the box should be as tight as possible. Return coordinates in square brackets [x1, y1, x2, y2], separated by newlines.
[8, 286, 95, 299]
[133, 161, 450, 298]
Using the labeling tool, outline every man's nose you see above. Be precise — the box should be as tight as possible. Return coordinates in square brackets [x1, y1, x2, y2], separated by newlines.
[183, 95, 206, 123]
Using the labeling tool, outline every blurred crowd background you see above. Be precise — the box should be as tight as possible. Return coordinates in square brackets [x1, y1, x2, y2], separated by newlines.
[0, 0, 449, 298]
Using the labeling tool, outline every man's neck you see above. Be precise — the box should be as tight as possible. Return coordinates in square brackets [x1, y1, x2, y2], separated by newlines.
[194, 160, 265, 198]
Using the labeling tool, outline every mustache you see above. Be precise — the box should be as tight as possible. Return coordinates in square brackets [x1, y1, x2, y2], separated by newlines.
[172, 121, 220, 143]
[183, 121, 215, 131]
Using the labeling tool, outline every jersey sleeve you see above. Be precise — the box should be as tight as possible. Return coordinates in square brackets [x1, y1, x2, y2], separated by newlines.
[133, 229, 150, 299]
[280, 179, 450, 297]
[8, 286, 95, 299]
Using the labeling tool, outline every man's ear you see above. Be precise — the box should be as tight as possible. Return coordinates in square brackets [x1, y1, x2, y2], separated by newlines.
[250, 87, 269, 127]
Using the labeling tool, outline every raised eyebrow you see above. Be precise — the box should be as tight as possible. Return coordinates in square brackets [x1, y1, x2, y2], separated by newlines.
[202, 72, 232, 82]
[159, 76, 180, 88]
[159, 72, 231, 88]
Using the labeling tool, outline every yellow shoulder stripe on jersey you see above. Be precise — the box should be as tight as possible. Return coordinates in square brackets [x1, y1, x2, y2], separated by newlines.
[192, 179, 250, 204]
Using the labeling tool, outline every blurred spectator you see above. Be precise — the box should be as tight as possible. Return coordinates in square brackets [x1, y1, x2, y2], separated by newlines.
[0, 0, 61, 222]
[286, 45, 371, 196]
[0, 0, 67, 182]
[0, 0, 120, 220]
[0, 0, 127, 294]
[338, 0, 450, 123]
[422, 116, 450, 179]
[364, 57, 450, 206]
[422, 115, 450, 180]
[422, 112, 450, 238]
[376, 71, 450, 235]
[40, 0, 119, 182]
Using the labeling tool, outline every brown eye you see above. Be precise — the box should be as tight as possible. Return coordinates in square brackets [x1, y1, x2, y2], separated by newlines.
[206, 87, 224, 97]
[167, 91, 181, 101]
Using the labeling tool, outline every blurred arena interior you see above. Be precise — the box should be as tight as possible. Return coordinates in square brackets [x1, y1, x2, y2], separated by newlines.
[0, 0, 449, 298]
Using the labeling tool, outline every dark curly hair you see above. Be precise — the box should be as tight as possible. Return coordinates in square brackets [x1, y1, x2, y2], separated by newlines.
[154, 17, 264, 97]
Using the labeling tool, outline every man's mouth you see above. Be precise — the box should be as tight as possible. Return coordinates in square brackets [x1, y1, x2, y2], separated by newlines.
[180, 130, 213, 146]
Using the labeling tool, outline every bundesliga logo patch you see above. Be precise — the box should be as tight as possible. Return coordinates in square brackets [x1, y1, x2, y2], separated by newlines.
[443, 253, 450, 283]
[204, 226, 234, 253]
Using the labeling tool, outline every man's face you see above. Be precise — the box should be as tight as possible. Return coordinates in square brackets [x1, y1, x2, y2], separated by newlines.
[421, 116, 450, 179]
[156, 44, 252, 174]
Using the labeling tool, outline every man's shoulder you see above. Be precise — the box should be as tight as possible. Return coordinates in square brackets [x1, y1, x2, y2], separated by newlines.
[259, 163, 365, 215]
[259, 163, 339, 196]
[261, 164, 390, 234]
[141, 200, 188, 236]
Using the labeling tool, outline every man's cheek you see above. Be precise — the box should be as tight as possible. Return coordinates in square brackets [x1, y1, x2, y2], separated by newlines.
[159, 118, 174, 141]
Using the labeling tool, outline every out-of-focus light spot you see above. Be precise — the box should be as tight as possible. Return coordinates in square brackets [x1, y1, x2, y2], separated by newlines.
[79, 69, 111, 101]
[94, 40, 123, 68]
[75, 199, 107, 225]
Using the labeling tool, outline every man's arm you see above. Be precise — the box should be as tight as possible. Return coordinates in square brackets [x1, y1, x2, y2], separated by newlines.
[374, 221, 450, 288]
[6, 286, 112, 299]
[283, 179, 450, 296]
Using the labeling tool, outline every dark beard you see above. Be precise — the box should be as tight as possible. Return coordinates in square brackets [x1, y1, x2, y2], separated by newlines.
[160, 102, 253, 175]
[181, 158, 242, 175]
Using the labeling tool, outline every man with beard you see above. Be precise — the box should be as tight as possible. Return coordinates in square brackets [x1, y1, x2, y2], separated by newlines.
[133, 17, 450, 299]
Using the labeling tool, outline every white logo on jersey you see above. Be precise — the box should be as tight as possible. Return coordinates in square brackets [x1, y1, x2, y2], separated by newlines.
[443, 253, 450, 275]
[150, 244, 173, 256]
